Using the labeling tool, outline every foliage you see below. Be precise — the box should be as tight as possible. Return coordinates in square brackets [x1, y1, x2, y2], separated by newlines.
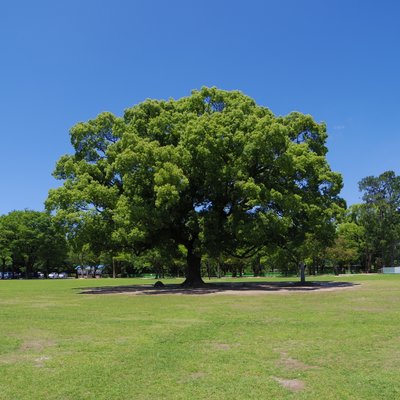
[322, 171, 400, 273]
[326, 222, 364, 272]
[47, 87, 343, 285]
[0, 210, 68, 277]
[358, 171, 400, 267]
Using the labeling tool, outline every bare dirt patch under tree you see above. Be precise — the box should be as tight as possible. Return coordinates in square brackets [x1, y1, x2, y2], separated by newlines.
[80, 280, 358, 296]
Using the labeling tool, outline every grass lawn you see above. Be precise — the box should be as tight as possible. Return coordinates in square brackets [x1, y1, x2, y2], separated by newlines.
[1, 274, 400, 399]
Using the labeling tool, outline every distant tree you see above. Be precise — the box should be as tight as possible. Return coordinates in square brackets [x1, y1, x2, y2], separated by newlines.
[0, 217, 13, 276]
[359, 171, 400, 268]
[0, 210, 68, 278]
[326, 222, 365, 273]
[47, 87, 343, 286]
[135, 248, 168, 279]
[279, 209, 343, 283]
[342, 204, 375, 272]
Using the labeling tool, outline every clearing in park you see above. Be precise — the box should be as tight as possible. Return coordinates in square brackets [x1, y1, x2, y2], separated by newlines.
[1, 274, 399, 399]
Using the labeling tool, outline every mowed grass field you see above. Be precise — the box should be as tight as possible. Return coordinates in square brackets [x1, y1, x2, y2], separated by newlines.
[1, 275, 400, 399]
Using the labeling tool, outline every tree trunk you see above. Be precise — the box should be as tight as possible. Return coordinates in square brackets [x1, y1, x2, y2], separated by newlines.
[206, 261, 212, 280]
[365, 251, 372, 273]
[25, 262, 32, 279]
[390, 242, 395, 267]
[299, 262, 306, 284]
[181, 245, 204, 287]
[44, 261, 49, 278]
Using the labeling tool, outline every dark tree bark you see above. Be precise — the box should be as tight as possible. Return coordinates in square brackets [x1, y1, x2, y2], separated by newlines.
[181, 244, 204, 287]
[112, 258, 116, 279]
[390, 242, 395, 268]
[299, 262, 306, 284]
[1, 258, 5, 277]
[365, 251, 372, 273]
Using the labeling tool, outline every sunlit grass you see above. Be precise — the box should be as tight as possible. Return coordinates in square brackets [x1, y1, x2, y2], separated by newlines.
[1, 274, 399, 399]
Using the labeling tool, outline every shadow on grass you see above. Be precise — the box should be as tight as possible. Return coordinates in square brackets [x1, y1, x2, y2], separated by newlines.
[78, 280, 359, 296]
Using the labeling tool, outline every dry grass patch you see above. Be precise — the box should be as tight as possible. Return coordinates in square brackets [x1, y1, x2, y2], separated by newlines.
[0, 333, 56, 367]
[33, 355, 52, 368]
[272, 376, 306, 392]
[278, 351, 316, 371]
[213, 343, 231, 351]
[20, 338, 56, 352]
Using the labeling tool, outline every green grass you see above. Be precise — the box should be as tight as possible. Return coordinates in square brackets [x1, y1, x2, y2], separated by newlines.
[1, 275, 400, 399]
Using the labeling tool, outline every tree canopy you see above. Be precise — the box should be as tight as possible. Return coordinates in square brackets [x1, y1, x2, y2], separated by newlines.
[47, 87, 343, 285]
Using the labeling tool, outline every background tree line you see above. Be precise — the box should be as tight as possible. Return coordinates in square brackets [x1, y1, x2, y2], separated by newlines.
[326, 171, 400, 274]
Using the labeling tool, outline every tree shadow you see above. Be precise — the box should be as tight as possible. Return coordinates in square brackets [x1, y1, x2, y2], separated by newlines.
[78, 280, 359, 296]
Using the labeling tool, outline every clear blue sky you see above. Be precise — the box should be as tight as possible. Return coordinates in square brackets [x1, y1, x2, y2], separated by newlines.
[1, 0, 399, 215]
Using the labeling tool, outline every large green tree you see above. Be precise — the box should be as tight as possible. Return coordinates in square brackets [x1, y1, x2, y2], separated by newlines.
[47, 87, 343, 286]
